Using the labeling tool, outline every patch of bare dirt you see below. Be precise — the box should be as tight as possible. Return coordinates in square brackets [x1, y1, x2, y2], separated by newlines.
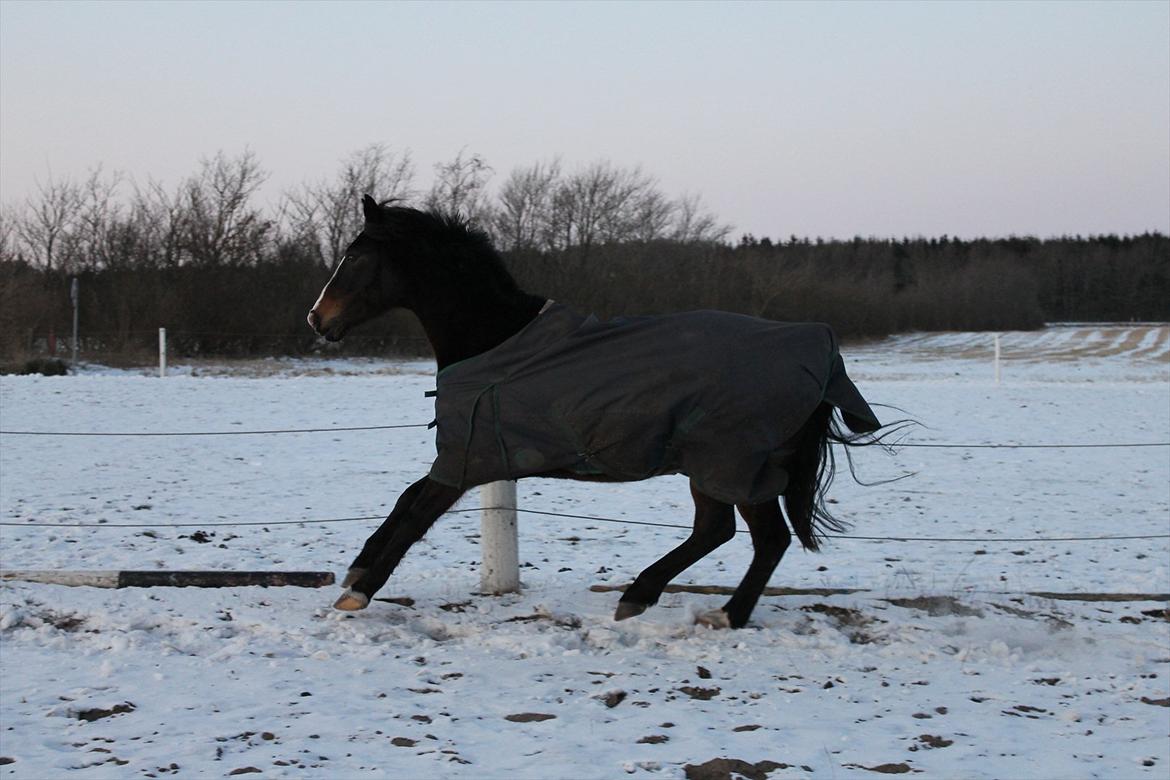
[4, 607, 94, 634]
[178, 358, 431, 379]
[885, 596, 983, 617]
[842, 762, 920, 774]
[988, 602, 1072, 630]
[504, 712, 556, 722]
[46, 611, 87, 632]
[677, 686, 721, 700]
[75, 703, 135, 722]
[914, 734, 953, 749]
[683, 758, 804, 780]
[597, 690, 627, 708]
[501, 611, 582, 629]
[1002, 704, 1050, 719]
[801, 603, 884, 643]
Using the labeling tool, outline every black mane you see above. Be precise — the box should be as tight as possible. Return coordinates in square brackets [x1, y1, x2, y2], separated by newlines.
[364, 205, 520, 294]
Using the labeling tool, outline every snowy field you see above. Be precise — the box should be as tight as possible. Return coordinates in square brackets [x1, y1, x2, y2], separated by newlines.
[1, 324, 1167, 779]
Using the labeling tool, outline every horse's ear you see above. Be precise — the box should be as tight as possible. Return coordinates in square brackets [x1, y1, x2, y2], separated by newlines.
[362, 194, 382, 223]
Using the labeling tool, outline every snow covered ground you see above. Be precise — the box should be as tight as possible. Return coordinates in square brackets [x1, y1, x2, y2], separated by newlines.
[1, 325, 1167, 779]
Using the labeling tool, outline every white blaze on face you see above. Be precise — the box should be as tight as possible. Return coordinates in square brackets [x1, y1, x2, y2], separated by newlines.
[309, 257, 348, 319]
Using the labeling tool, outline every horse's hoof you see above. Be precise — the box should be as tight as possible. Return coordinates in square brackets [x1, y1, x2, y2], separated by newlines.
[695, 608, 732, 629]
[614, 601, 649, 621]
[333, 589, 370, 611]
[341, 568, 366, 588]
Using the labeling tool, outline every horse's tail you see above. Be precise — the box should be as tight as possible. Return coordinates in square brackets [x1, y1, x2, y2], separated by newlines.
[784, 402, 841, 552]
[785, 401, 911, 552]
[786, 399, 912, 551]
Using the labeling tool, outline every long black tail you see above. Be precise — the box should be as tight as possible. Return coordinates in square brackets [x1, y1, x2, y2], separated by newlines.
[784, 402, 908, 551]
[784, 402, 839, 551]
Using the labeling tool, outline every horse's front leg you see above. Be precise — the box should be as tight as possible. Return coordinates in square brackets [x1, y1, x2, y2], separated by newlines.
[335, 477, 464, 610]
[341, 477, 431, 588]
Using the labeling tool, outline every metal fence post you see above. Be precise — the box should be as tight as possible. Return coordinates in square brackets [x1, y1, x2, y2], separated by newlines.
[480, 481, 519, 594]
[70, 277, 79, 365]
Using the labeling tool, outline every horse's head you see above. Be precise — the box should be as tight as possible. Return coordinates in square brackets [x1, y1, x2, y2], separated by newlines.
[309, 196, 522, 351]
[307, 195, 411, 341]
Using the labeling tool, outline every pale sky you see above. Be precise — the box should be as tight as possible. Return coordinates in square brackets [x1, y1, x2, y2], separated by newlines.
[1, 0, 1167, 239]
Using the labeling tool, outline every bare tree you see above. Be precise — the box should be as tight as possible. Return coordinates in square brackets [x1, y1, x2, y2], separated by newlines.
[547, 179, 579, 252]
[181, 149, 271, 266]
[131, 178, 186, 268]
[672, 192, 732, 244]
[0, 206, 19, 263]
[595, 167, 676, 244]
[73, 167, 125, 270]
[595, 165, 656, 244]
[544, 161, 669, 251]
[627, 188, 677, 243]
[558, 161, 617, 251]
[492, 159, 561, 251]
[424, 148, 493, 225]
[17, 173, 82, 270]
[285, 143, 415, 268]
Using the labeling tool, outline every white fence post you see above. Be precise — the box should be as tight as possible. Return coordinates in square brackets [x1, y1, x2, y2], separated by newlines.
[480, 480, 519, 594]
[994, 334, 1001, 385]
[158, 328, 167, 378]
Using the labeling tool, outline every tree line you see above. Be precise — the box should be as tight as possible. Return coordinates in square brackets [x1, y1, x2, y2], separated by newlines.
[0, 147, 1165, 362]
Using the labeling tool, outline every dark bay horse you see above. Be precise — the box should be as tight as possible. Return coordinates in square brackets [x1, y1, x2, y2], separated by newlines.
[308, 195, 884, 629]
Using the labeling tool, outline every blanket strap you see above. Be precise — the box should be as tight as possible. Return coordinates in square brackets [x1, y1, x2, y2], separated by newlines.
[425, 390, 439, 429]
[460, 383, 510, 488]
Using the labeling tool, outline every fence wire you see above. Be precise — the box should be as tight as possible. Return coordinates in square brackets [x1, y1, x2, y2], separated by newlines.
[0, 423, 1165, 449]
[1, 417, 1167, 543]
[0, 424, 431, 437]
[1, 508, 1167, 544]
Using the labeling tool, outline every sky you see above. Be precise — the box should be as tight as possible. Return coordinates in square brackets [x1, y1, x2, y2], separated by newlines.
[1, 0, 1167, 240]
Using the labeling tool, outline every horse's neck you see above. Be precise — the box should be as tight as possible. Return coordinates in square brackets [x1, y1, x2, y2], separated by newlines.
[414, 292, 546, 370]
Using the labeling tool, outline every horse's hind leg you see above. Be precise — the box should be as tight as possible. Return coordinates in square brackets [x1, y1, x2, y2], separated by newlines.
[698, 498, 791, 629]
[615, 483, 735, 621]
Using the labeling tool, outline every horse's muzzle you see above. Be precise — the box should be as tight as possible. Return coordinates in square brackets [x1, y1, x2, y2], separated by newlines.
[308, 309, 346, 341]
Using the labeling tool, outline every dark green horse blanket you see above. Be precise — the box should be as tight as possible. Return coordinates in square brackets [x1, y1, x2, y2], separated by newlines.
[428, 304, 880, 505]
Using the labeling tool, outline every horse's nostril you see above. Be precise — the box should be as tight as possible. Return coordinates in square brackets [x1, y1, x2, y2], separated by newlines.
[307, 310, 321, 331]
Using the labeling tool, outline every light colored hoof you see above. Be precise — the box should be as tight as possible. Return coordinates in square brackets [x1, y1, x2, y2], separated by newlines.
[614, 601, 648, 621]
[695, 608, 732, 629]
[333, 589, 370, 611]
[341, 568, 366, 588]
